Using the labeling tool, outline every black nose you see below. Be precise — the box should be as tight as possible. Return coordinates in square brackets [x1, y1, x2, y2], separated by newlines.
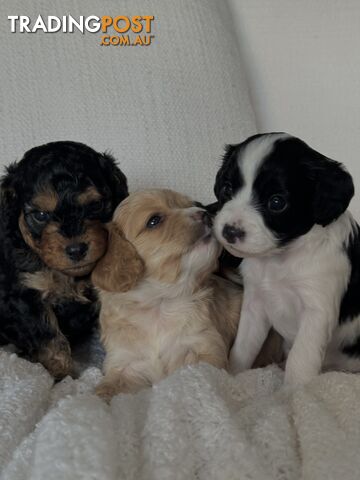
[222, 224, 245, 244]
[65, 242, 88, 262]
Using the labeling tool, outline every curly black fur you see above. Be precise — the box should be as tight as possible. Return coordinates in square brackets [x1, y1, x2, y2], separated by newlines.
[0, 141, 128, 377]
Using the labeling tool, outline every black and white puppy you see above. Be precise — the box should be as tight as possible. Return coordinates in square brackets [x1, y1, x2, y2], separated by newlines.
[213, 132, 360, 385]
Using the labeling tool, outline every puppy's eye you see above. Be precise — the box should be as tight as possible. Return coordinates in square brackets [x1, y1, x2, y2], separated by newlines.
[32, 210, 50, 223]
[89, 200, 104, 213]
[146, 215, 163, 229]
[220, 183, 233, 201]
[267, 195, 288, 214]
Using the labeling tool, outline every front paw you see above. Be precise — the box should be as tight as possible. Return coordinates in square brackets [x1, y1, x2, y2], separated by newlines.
[96, 372, 149, 401]
[284, 359, 319, 386]
[229, 348, 247, 375]
[38, 336, 73, 380]
[95, 380, 121, 403]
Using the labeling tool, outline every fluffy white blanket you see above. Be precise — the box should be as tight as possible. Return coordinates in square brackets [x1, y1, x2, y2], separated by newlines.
[1, 347, 360, 480]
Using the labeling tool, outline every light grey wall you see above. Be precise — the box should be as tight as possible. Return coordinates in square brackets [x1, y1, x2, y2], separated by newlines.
[0, 0, 256, 204]
[229, 0, 360, 218]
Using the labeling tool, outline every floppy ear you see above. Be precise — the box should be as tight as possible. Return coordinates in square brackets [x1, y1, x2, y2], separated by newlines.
[1, 162, 18, 201]
[91, 223, 145, 293]
[0, 162, 22, 230]
[99, 152, 129, 207]
[304, 152, 354, 227]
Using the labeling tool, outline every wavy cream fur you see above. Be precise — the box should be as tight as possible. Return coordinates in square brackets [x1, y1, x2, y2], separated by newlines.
[94, 190, 242, 400]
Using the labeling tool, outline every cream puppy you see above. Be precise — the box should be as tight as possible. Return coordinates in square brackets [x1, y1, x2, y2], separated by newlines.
[92, 189, 282, 400]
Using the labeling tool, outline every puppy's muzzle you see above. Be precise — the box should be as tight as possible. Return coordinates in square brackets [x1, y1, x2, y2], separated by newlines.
[65, 242, 88, 262]
[222, 224, 246, 244]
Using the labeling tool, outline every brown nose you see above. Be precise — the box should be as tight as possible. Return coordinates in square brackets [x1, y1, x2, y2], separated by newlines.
[65, 242, 88, 262]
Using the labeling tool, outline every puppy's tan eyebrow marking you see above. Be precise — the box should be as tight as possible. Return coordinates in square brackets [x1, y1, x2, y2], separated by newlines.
[77, 187, 102, 205]
[32, 189, 59, 212]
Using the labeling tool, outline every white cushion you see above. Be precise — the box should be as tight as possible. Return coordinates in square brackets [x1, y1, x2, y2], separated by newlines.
[0, 0, 256, 203]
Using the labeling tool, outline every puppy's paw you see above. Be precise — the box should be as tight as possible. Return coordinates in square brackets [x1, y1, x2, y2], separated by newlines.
[284, 360, 319, 386]
[228, 349, 246, 375]
[38, 336, 73, 380]
[95, 381, 120, 403]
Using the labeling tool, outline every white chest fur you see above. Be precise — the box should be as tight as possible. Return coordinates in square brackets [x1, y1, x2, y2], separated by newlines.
[241, 216, 352, 344]
[242, 255, 305, 343]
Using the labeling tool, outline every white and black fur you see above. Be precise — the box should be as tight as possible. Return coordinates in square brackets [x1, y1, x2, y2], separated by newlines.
[213, 132, 360, 385]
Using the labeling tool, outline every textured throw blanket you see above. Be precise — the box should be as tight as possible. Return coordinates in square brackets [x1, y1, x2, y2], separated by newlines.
[1, 346, 360, 480]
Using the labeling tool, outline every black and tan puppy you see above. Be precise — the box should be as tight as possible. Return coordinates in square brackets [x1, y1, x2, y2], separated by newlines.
[0, 141, 128, 378]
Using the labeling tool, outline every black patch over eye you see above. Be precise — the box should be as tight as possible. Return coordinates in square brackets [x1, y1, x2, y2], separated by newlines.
[219, 183, 233, 202]
[146, 215, 163, 229]
[267, 194, 288, 214]
[32, 211, 50, 223]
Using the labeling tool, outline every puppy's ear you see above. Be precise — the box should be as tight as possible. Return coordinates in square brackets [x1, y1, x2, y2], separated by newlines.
[303, 149, 354, 227]
[0, 162, 21, 229]
[91, 223, 145, 293]
[214, 145, 239, 200]
[1, 162, 17, 200]
[99, 153, 129, 206]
